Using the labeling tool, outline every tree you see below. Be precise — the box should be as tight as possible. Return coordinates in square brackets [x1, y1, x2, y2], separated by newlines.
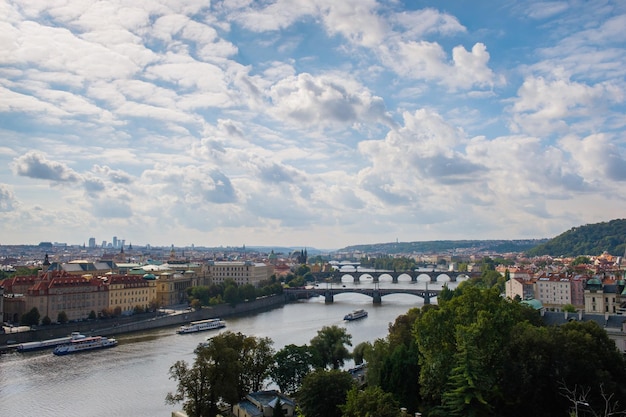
[415, 286, 541, 415]
[20, 307, 40, 326]
[309, 325, 352, 369]
[166, 331, 277, 417]
[341, 386, 401, 417]
[240, 284, 257, 302]
[88, 310, 97, 320]
[41, 315, 51, 325]
[57, 310, 68, 324]
[240, 336, 275, 393]
[271, 344, 314, 395]
[224, 284, 240, 307]
[297, 369, 354, 417]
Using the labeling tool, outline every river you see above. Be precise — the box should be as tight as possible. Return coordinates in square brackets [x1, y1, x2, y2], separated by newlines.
[0, 279, 453, 417]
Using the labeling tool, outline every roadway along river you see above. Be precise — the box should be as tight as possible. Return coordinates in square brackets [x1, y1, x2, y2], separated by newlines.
[0, 280, 453, 417]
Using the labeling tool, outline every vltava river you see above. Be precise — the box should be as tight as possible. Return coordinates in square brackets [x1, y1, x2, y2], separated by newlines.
[0, 280, 451, 417]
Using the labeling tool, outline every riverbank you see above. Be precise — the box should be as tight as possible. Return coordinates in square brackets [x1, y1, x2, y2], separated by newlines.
[0, 293, 289, 352]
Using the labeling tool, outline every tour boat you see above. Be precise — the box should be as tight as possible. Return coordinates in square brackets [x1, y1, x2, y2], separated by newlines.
[344, 309, 368, 321]
[177, 318, 226, 334]
[52, 335, 118, 355]
[17, 332, 86, 352]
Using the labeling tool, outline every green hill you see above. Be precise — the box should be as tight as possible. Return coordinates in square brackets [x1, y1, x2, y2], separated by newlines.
[340, 239, 546, 255]
[525, 219, 626, 257]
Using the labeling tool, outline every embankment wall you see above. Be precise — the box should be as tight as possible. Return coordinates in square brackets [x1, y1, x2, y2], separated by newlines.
[0, 294, 289, 348]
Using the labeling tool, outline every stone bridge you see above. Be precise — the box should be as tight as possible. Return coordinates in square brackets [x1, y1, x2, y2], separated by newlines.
[284, 286, 442, 305]
[311, 270, 480, 283]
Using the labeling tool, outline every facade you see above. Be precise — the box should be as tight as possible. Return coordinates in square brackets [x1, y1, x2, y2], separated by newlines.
[583, 277, 624, 314]
[107, 275, 157, 316]
[2, 271, 157, 324]
[207, 261, 271, 287]
[536, 275, 573, 308]
[155, 272, 193, 307]
[505, 277, 535, 301]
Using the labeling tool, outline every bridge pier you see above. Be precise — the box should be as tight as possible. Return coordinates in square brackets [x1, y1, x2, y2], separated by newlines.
[324, 292, 334, 303]
[372, 290, 381, 304]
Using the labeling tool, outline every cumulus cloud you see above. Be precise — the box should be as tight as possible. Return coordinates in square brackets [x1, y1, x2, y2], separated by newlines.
[267, 72, 394, 129]
[12, 151, 81, 183]
[508, 75, 623, 136]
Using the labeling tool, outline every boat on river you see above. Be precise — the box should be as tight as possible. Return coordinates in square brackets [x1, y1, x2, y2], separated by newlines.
[17, 332, 86, 352]
[344, 309, 368, 321]
[53, 335, 118, 355]
[177, 318, 226, 334]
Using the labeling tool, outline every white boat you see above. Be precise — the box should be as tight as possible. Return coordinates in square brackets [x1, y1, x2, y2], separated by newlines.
[52, 335, 117, 355]
[344, 309, 368, 321]
[177, 318, 226, 334]
[18, 332, 86, 352]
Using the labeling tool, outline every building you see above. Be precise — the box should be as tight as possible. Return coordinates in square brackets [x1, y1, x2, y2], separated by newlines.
[2, 271, 157, 323]
[207, 261, 271, 287]
[583, 276, 625, 315]
[536, 274, 573, 309]
[107, 274, 157, 316]
[505, 277, 536, 302]
[232, 390, 296, 417]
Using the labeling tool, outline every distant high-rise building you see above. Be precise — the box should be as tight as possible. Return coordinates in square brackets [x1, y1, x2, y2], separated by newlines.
[88, 237, 96, 248]
[113, 236, 118, 248]
[101, 241, 107, 248]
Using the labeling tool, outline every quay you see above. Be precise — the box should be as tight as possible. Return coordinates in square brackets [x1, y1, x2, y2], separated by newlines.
[0, 293, 289, 353]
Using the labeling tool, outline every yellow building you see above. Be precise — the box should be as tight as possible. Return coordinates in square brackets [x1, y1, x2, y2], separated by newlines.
[107, 275, 157, 315]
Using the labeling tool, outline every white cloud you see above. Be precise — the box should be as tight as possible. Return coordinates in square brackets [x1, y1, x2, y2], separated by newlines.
[12, 151, 82, 183]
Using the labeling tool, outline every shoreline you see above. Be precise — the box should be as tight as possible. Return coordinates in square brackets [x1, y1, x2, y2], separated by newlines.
[0, 293, 289, 353]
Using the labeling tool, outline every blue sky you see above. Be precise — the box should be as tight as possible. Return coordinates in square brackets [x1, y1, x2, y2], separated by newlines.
[1, 0, 625, 250]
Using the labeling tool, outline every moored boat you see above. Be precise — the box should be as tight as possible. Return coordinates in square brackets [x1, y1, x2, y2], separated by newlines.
[344, 309, 368, 321]
[17, 332, 86, 352]
[177, 318, 226, 334]
[52, 335, 117, 355]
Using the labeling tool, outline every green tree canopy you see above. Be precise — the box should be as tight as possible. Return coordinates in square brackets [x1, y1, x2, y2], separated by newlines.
[166, 331, 275, 417]
[21, 307, 40, 326]
[309, 325, 352, 369]
[271, 344, 314, 395]
[341, 385, 401, 417]
[297, 369, 354, 417]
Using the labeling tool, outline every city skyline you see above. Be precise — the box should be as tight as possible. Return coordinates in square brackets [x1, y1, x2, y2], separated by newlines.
[1, 1, 625, 250]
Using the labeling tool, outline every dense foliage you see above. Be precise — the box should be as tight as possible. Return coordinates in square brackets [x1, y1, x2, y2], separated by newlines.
[166, 331, 275, 417]
[168, 283, 626, 417]
[185, 277, 283, 308]
[360, 284, 626, 417]
[297, 369, 355, 417]
[526, 218, 626, 257]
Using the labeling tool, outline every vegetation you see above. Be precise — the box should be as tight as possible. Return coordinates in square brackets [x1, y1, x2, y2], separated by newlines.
[20, 307, 40, 326]
[341, 385, 401, 417]
[166, 331, 275, 417]
[526, 218, 626, 257]
[271, 344, 315, 395]
[297, 369, 355, 417]
[309, 325, 352, 369]
[340, 239, 546, 256]
[167, 282, 626, 417]
[185, 277, 283, 308]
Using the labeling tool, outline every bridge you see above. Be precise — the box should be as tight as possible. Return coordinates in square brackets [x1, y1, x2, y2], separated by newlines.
[311, 270, 480, 283]
[284, 286, 442, 305]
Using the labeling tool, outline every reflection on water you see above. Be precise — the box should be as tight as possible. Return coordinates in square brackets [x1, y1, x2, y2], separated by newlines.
[0, 282, 455, 417]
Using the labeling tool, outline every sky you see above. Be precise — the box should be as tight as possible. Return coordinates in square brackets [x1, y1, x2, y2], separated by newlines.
[1, 0, 625, 250]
